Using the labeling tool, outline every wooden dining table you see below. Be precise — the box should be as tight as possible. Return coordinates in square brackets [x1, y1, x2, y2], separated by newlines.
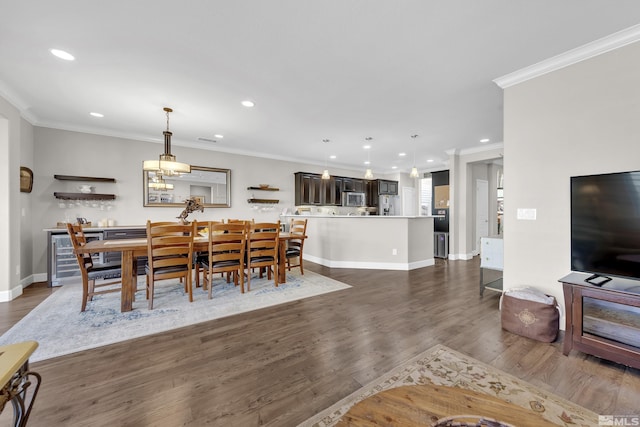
[77, 232, 303, 312]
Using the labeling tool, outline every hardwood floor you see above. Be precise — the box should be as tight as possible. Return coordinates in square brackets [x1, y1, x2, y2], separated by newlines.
[2, 258, 639, 426]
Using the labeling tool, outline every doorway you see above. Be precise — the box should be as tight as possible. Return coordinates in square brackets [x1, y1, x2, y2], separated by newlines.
[475, 179, 489, 253]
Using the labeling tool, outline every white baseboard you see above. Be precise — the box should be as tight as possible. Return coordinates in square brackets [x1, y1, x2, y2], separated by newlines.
[0, 273, 47, 302]
[304, 255, 435, 271]
[0, 285, 23, 302]
[32, 273, 48, 283]
[448, 252, 474, 261]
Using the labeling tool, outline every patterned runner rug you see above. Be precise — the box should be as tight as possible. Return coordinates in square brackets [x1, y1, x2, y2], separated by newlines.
[300, 344, 598, 427]
[0, 270, 350, 362]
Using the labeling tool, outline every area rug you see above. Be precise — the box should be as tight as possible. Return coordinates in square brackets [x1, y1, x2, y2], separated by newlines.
[0, 270, 350, 362]
[300, 344, 599, 427]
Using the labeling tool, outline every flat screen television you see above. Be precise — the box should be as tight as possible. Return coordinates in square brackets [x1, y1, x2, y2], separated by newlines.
[571, 170, 640, 283]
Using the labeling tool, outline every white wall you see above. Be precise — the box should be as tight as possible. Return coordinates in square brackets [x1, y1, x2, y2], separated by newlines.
[503, 41, 640, 328]
[20, 118, 34, 283]
[0, 96, 25, 301]
[30, 127, 367, 277]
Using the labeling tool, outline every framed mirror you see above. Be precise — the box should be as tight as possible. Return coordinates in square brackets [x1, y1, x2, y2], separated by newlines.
[143, 165, 231, 207]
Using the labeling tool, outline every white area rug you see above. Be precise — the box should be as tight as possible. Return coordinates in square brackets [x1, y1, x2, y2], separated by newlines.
[0, 270, 351, 362]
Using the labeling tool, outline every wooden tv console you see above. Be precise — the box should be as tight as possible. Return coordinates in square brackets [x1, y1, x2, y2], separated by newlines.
[560, 273, 640, 369]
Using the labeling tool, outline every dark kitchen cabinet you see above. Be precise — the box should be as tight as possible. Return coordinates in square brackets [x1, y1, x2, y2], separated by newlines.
[295, 173, 390, 206]
[295, 172, 321, 205]
[332, 176, 344, 206]
[343, 177, 365, 193]
[379, 180, 398, 195]
[366, 180, 378, 207]
[295, 172, 345, 205]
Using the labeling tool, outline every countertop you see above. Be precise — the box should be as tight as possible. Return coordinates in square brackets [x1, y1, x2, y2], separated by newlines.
[44, 225, 145, 232]
[280, 214, 443, 219]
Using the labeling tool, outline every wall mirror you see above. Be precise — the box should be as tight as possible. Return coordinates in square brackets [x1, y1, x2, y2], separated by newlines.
[143, 165, 231, 207]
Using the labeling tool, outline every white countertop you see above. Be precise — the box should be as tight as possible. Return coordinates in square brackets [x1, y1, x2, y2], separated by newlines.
[44, 225, 145, 232]
[280, 214, 443, 219]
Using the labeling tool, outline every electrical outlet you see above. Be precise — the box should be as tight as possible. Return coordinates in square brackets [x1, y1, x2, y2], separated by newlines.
[392, 248, 397, 255]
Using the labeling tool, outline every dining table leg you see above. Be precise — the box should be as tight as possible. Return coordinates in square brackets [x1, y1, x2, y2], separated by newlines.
[278, 240, 286, 284]
[121, 250, 134, 312]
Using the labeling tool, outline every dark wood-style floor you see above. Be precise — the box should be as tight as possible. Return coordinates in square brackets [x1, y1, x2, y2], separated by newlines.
[1, 258, 639, 426]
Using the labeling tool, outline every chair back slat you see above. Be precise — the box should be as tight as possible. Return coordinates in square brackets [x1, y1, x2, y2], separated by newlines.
[200, 221, 248, 297]
[246, 221, 280, 290]
[145, 220, 196, 309]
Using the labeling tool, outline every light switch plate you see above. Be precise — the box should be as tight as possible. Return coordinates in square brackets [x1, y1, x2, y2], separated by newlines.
[517, 208, 537, 220]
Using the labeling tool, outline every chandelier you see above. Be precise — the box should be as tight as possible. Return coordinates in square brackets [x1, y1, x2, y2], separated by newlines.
[143, 107, 191, 176]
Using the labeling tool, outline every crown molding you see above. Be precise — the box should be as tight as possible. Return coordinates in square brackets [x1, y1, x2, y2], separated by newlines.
[459, 142, 503, 156]
[494, 24, 640, 89]
[0, 79, 38, 124]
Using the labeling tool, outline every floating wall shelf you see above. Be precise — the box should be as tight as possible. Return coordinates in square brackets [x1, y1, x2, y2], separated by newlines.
[247, 186, 279, 191]
[54, 175, 116, 182]
[247, 198, 279, 204]
[54, 192, 116, 201]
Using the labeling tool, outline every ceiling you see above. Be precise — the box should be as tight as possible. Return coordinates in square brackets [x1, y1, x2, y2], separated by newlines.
[2, 1, 640, 175]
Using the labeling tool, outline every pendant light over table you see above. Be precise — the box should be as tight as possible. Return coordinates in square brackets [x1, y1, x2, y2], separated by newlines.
[143, 107, 191, 176]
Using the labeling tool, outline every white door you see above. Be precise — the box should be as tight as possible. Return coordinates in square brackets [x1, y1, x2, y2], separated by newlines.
[402, 187, 415, 216]
[475, 179, 489, 253]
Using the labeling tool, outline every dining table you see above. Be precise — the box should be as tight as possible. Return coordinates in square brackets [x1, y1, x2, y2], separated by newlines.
[76, 232, 303, 312]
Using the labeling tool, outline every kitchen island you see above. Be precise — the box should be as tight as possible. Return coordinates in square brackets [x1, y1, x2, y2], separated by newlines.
[280, 215, 437, 270]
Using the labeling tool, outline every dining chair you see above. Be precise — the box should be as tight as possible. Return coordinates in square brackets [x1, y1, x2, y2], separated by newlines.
[200, 221, 248, 298]
[286, 218, 307, 275]
[227, 218, 254, 225]
[246, 221, 280, 291]
[145, 220, 196, 310]
[193, 220, 223, 288]
[67, 223, 122, 312]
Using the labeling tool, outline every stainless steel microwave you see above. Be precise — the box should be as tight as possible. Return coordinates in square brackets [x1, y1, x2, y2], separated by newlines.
[343, 192, 366, 207]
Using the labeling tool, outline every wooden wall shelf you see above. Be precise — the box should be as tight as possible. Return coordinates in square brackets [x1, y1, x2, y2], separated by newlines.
[247, 186, 279, 191]
[54, 175, 116, 182]
[54, 192, 116, 200]
[247, 198, 279, 204]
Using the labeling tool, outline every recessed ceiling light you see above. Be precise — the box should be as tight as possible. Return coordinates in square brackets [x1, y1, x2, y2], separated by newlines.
[427, 159, 434, 163]
[241, 100, 255, 107]
[363, 145, 371, 150]
[89, 112, 103, 118]
[329, 155, 336, 159]
[391, 166, 398, 169]
[480, 138, 490, 143]
[399, 152, 406, 157]
[214, 134, 224, 139]
[364, 161, 370, 165]
[50, 49, 75, 61]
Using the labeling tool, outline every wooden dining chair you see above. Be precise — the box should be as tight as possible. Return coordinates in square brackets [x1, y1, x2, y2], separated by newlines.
[286, 218, 307, 275]
[246, 221, 280, 291]
[194, 220, 223, 288]
[145, 220, 196, 310]
[199, 221, 248, 298]
[67, 223, 122, 312]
